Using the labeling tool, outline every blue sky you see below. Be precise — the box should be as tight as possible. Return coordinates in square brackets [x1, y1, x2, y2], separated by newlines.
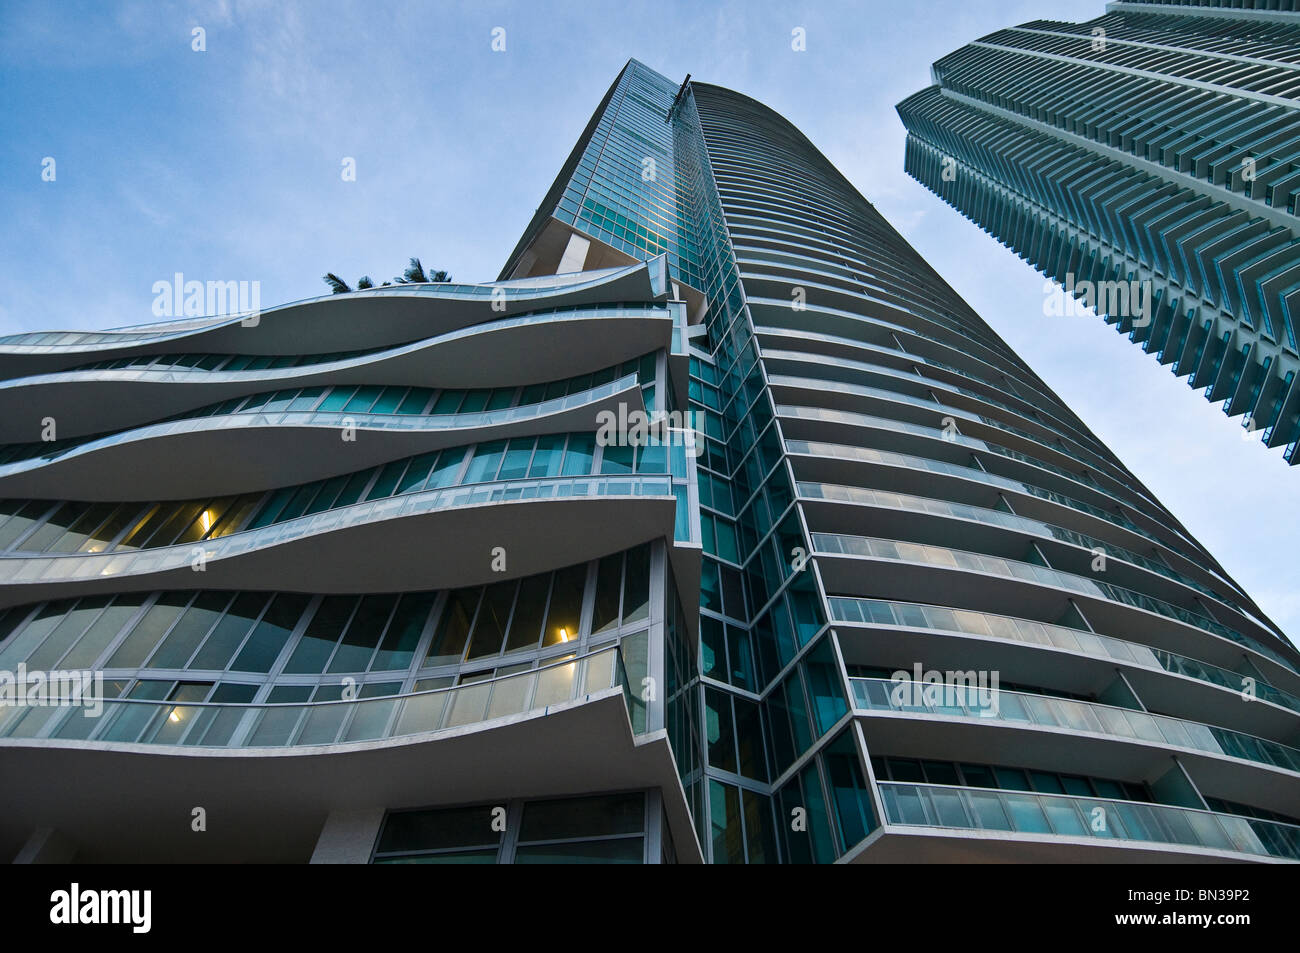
[2, 0, 1297, 639]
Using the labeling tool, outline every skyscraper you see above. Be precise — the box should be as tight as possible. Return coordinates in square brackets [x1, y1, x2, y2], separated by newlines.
[1, 59, 1297, 864]
[897, 1, 1300, 463]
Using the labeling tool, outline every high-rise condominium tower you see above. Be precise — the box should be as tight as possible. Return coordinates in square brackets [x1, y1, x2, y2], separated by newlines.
[898, 1, 1300, 463]
[0, 59, 1297, 864]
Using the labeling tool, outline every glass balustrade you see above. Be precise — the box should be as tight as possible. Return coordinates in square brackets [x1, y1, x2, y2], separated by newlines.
[852, 677, 1300, 774]
[878, 782, 1300, 860]
[0, 646, 633, 749]
[0, 474, 676, 585]
[828, 596, 1300, 714]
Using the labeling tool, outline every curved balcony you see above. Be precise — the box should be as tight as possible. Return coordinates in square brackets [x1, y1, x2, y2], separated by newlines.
[771, 374, 1153, 513]
[749, 296, 1069, 421]
[0, 474, 678, 607]
[0, 375, 643, 501]
[830, 597, 1300, 736]
[870, 782, 1299, 863]
[0, 306, 673, 443]
[852, 677, 1300, 816]
[798, 480, 1256, 631]
[785, 438, 1249, 605]
[777, 403, 1211, 563]
[0, 645, 631, 749]
[852, 678, 1300, 776]
[764, 348, 1114, 475]
[813, 532, 1299, 679]
[0, 259, 668, 379]
[0, 640, 701, 863]
[757, 325, 1101, 454]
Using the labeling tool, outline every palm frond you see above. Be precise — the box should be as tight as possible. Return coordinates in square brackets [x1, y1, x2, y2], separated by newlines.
[322, 273, 352, 294]
[357, 276, 373, 290]
[398, 257, 428, 284]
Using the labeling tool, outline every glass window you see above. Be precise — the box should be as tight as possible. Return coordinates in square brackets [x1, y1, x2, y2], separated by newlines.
[187, 593, 267, 671]
[503, 575, 549, 653]
[328, 594, 396, 673]
[343, 385, 382, 412]
[528, 435, 566, 478]
[706, 687, 737, 773]
[370, 388, 405, 414]
[60, 596, 147, 669]
[365, 461, 408, 501]
[497, 439, 534, 481]
[425, 450, 464, 489]
[431, 390, 463, 414]
[396, 453, 439, 494]
[377, 805, 502, 855]
[106, 595, 187, 669]
[824, 730, 874, 852]
[148, 592, 229, 669]
[543, 564, 586, 647]
[372, 593, 434, 671]
[709, 780, 744, 864]
[426, 589, 478, 665]
[590, 553, 623, 633]
[560, 434, 595, 476]
[230, 593, 309, 672]
[600, 443, 635, 475]
[463, 441, 506, 484]
[465, 580, 514, 659]
[513, 839, 642, 864]
[519, 792, 644, 841]
[283, 596, 356, 674]
[622, 544, 650, 623]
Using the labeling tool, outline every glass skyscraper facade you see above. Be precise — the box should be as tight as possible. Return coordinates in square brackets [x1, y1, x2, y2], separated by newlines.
[0, 58, 1297, 864]
[897, 0, 1300, 463]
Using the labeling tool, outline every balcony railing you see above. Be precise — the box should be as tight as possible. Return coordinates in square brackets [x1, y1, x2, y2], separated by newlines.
[828, 596, 1300, 715]
[0, 374, 640, 469]
[852, 677, 1300, 775]
[9, 306, 671, 385]
[879, 781, 1300, 861]
[0, 646, 632, 749]
[817, 533, 1297, 674]
[0, 474, 675, 586]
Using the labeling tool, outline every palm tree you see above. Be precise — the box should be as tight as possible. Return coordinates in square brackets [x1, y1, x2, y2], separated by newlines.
[323, 257, 451, 295]
[395, 257, 451, 284]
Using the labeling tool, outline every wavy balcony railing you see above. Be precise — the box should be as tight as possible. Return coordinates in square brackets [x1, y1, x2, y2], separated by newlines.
[877, 782, 1300, 861]
[0, 474, 677, 587]
[0, 374, 640, 475]
[815, 532, 1297, 675]
[799, 481, 1250, 621]
[0, 645, 632, 749]
[851, 678, 1300, 776]
[1, 306, 671, 390]
[0, 262, 659, 353]
[829, 597, 1300, 716]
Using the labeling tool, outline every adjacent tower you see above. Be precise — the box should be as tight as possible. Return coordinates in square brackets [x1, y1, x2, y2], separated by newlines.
[897, 1, 1300, 462]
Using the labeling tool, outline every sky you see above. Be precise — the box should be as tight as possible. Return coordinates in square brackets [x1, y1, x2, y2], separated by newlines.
[2, 0, 1297, 640]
